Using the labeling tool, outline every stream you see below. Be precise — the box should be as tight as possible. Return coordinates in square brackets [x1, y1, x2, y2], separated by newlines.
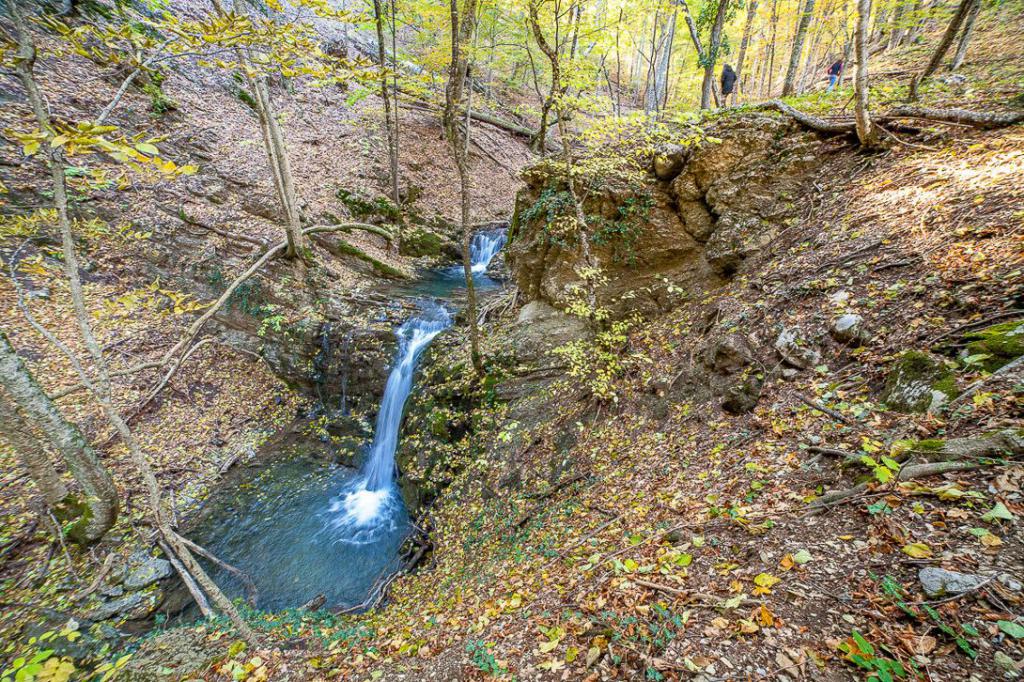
[186, 229, 507, 612]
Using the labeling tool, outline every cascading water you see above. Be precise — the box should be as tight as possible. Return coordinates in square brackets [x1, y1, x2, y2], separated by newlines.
[323, 304, 451, 544]
[469, 229, 507, 274]
[187, 228, 506, 611]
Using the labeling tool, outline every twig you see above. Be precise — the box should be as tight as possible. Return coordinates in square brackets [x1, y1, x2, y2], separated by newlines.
[173, 532, 258, 607]
[158, 538, 213, 619]
[797, 394, 854, 425]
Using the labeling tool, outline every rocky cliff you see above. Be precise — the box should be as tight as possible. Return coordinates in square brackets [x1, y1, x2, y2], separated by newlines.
[506, 113, 823, 316]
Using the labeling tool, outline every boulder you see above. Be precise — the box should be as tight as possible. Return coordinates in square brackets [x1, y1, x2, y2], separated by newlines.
[120, 550, 172, 591]
[88, 592, 151, 621]
[918, 567, 986, 598]
[653, 144, 688, 181]
[721, 374, 764, 414]
[963, 319, 1024, 370]
[706, 334, 755, 374]
[882, 351, 958, 413]
[775, 328, 821, 369]
[830, 313, 869, 344]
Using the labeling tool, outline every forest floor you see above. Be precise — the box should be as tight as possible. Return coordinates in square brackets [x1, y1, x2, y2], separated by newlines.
[122, 13, 1024, 682]
[1, 4, 1023, 682]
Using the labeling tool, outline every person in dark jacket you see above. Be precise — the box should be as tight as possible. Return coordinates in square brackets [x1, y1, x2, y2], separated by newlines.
[826, 59, 843, 92]
[721, 64, 737, 106]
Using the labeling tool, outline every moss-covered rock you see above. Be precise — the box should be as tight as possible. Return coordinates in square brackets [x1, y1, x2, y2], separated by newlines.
[882, 351, 958, 413]
[964, 319, 1024, 370]
[400, 227, 445, 258]
[336, 188, 401, 222]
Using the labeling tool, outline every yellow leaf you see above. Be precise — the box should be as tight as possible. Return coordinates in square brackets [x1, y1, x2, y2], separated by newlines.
[981, 533, 1002, 548]
[901, 542, 932, 558]
[757, 604, 775, 627]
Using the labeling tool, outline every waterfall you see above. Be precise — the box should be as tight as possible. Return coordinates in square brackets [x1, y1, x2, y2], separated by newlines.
[325, 231, 502, 544]
[469, 229, 507, 274]
[363, 305, 452, 490]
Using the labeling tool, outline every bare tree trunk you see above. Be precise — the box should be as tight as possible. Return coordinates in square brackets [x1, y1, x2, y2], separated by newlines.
[950, 0, 981, 71]
[373, 0, 401, 208]
[888, 0, 908, 48]
[783, 0, 816, 95]
[0, 388, 70, 509]
[765, 0, 779, 95]
[701, 0, 730, 108]
[653, 10, 677, 112]
[529, 0, 599, 316]
[614, 8, 623, 115]
[854, 0, 880, 145]
[11, 2, 257, 643]
[908, 0, 974, 100]
[0, 332, 117, 544]
[735, 0, 759, 96]
[444, 0, 483, 375]
[216, 0, 306, 260]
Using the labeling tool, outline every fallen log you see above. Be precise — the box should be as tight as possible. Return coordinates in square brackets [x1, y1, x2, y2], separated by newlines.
[886, 105, 1024, 129]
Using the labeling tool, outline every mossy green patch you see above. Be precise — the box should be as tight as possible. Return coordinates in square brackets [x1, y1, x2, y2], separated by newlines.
[400, 227, 445, 258]
[882, 351, 959, 413]
[336, 188, 401, 222]
[964, 320, 1024, 370]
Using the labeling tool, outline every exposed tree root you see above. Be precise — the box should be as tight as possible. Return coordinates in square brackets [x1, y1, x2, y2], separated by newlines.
[808, 460, 993, 514]
[887, 105, 1024, 129]
[762, 100, 1024, 139]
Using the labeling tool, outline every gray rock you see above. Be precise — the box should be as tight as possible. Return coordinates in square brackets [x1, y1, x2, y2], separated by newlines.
[831, 314, 869, 344]
[88, 593, 148, 621]
[882, 351, 957, 413]
[121, 550, 172, 591]
[995, 651, 1020, 677]
[918, 567, 986, 598]
[775, 328, 821, 369]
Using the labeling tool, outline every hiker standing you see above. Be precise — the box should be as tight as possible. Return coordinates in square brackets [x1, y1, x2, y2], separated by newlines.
[826, 59, 843, 92]
[721, 64, 737, 106]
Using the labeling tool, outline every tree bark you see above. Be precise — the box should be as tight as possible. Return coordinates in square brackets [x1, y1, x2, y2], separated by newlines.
[701, 0, 730, 108]
[444, 0, 483, 375]
[11, 1, 257, 643]
[907, 0, 974, 100]
[0, 389, 70, 509]
[735, 0, 759, 96]
[676, 0, 721, 106]
[0, 334, 117, 545]
[215, 0, 306, 260]
[373, 0, 401, 209]
[854, 0, 880, 146]
[529, 1, 599, 316]
[783, 0, 816, 96]
[950, 0, 981, 71]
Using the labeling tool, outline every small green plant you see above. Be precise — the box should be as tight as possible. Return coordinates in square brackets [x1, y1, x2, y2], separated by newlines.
[466, 640, 508, 677]
[838, 630, 911, 681]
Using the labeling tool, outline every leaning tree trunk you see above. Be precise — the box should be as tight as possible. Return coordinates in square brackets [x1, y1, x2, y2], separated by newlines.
[907, 0, 974, 100]
[0, 388, 70, 510]
[700, 0, 730, 108]
[735, 0, 758, 96]
[950, 0, 981, 71]
[529, 1, 599, 316]
[783, 0, 816, 95]
[218, 0, 306, 260]
[0, 332, 117, 544]
[11, 1, 257, 644]
[676, 0, 721, 107]
[373, 0, 401, 208]
[854, 0, 880, 146]
[444, 0, 483, 375]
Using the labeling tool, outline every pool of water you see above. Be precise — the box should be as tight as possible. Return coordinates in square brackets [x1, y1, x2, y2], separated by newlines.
[187, 452, 409, 611]
[185, 231, 507, 612]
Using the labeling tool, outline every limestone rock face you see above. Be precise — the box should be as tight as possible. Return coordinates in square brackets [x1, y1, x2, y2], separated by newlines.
[507, 113, 823, 317]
